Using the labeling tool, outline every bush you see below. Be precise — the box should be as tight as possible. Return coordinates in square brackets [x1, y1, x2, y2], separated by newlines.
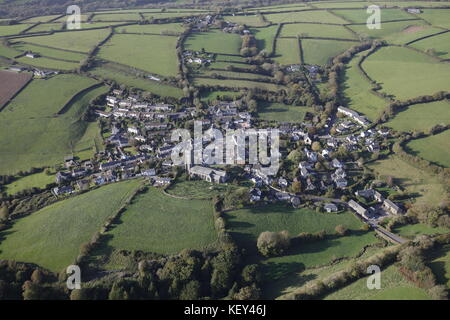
[335, 225, 348, 236]
[257, 231, 290, 257]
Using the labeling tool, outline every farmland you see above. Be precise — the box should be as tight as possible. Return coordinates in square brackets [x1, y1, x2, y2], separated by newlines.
[166, 179, 239, 199]
[4, 170, 55, 195]
[115, 23, 184, 35]
[98, 34, 179, 77]
[264, 10, 348, 24]
[104, 187, 218, 254]
[0, 70, 32, 109]
[251, 25, 279, 53]
[406, 129, 450, 168]
[410, 31, 450, 59]
[274, 38, 300, 65]
[280, 23, 357, 39]
[257, 102, 311, 122]
[185, 30, 242, 55]
[302, 39, 356, 65]
[0, 179, 142, 272]
[331, 8, 415, 23]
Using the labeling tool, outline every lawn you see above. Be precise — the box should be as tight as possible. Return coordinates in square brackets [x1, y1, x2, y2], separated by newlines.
[166, 179, 239, 200]
[324, 264, 431, 300]
[428, 244, 450, 289]
[251, 25, 279, 54]
[280, 23, 357, 39]
[341, 52, 388, 121]
[411, 31, 450, 59]
[0, 75, 106, 175]
[386, 100, 450, 132]
[273, 38, 300, 65]
[264, 10, 348, 24]
[395, 223, 449, 239]
[331, 8, 415, 23]
[115, 23, 184, 34]
[406, 129, 450, 167]
[4, 171, 55, 195]
[0, 179, 142, 272]
[15, 28, 111, 53]
[184, 30, 242, 55]
[302, 39, 356, 65]
[104, 187, 218, 254]
[362, 46, 450, 100]
[98, 34, 179, 77]
[368, 155, 447, 206]
[89, 64, 184, 98]
[257, 101, 311, 122]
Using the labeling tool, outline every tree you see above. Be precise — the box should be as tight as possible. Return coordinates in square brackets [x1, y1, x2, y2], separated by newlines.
[257, 231, 290, 257]
[290, 181, 302, 193]
[0, 206, 9, 223]
[335, 225, 348, 236]
[311, 141, 321, 152]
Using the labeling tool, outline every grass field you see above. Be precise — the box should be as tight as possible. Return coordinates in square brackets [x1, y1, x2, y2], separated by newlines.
[166, 179, 239, 199]
[98, 34, 179, 77]
[251, 25, 279, 54]
[0, 179, 142, 272]
[406, 129, 450, 168]
[4, 171, 55, 195]
[0, 75, 106, 175]
[264, 10, 348, 24]
[274, 38, 300, 65]
[342, 52, 387, 121]
[362, 46, 450, 100]
[281, 23, 357, 39]
[395, 223, 449, 239]
[12, 42, 87, 61]
[15, 28, 110, 53]
[21, 15, 61, 23]
[410, 31, 450, 59]
[386, 100, 450, 132]
[0, 42, 21, 58]
[16, 56, 79, 70]
[185, 30, 242, 55]
[0, 24, 30, 36]
[115, 23, 184, 34]
[429, 244, 450, 289]
[368, 155, 447, 206]
[92, 13, 142, 22]
[25, 23, 62, 33]
[225, 14, 269, 27]
[324, 264, 431, 300]
[104, 187, 218, 254]
[302, 39, 356, 65]
[200, 90, 242, 101]
[89, 64, 184, 98]
[199, 69, 272, 81]
[331, 8, 415, 23]
[257, 102, 311, 122]
[193, 77, 286, 92]
[419, 9, 450, 29]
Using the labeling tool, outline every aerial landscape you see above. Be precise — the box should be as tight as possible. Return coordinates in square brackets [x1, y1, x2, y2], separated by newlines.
[0, 0, 449, 304]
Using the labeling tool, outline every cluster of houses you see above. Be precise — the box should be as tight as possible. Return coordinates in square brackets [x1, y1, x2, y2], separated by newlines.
[337, 106, 371, 127]
[183, 50, 214, 66]
[349, 188, 403, 220]
[9, 65, 58, 78]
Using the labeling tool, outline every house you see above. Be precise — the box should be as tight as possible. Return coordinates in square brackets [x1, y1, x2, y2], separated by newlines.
[407, 8, 421, 14]
[331, 159, 344, 169]
[25, 52, 39, 59]
[249, 188, 262, 202]
[374, 190, 384, 202]
[153, 177, 172, 187]
[337, 106, 370, 126]
[72, 168, 87, 178]
[52, 186, 74, 196]
[100, 160, 121, 171]
[355, 189, 375, 199]
[278, 178, 288, 189]
[367, 142, 380, 153]
[334, 177, 348, 188]
[128, 127, 139, 135]
[189, 166, 228, 184]
[304, 148, 318, 162]
[324, 203, 338, 213]
[76, 179, 90, 191]
[106, 96, 118, 106]
[291, 196, 301, 208]
[55, 171, 70, 184]
[142, 169, 156, 177]
[112, 89, 124, 96]
[275, 192, 290, 201]
[348, 200, 368, 219]
[383, 199, 403, 215]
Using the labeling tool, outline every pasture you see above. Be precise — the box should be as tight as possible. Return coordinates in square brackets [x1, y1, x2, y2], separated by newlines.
[25, 23, 62, 33]
[419, 9, 450, 29]
[301, 39, 356, 65]
[406, 129, 450, 168]
[12, 42, 87, 61]
[386, 100, 450, 132]
[257, 102, 310, 122]
[225, 14, 269, 27]
[362, 46, 450, 100]
[264, 10, 348, 24]
[4, 171, 55, 195]
[0, 179, 142, 272]
[104, 187, 218, 254]
[92, 13, 142, 22]
[185, 30, 242, 55]
[16, 56, 79, 70]
[395, 223, 449, 239]
[166, 179, 239, 200]
[251, 25, 279, 54]
[429, 245, 450, 289]
[193, 77, 286, 92]
[280, 23, 357, 39]
[0, 24, 30, 36]
[330, 8, 415, 23]
[115, 23, 184, 34]
[98, 34, 179, 77]
[274, 38, 300, 65]
[411, 31, 450, 59]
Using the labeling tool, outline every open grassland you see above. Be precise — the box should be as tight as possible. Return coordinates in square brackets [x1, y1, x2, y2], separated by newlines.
[264, 10, 348, 24]
[395, 223, 449, 239]
[342, 52, 387, 121]
[274, 38, 300, 65]
[89, 65, 184, 98]
[331, 8, 415, 23]
[362, 46, 450, 100]
[98, 34, 178, 77]
[244, 2, 308, 12]
[0, 24, 30, 36]
[15, 28, 110, 53]
[312, 1, 370, 8]
[11, 42, 87, 61]
[105, 187, 218, 254]
[16, 56, 79, 70]
[142, 12, 202, 19]
[324, 264, 431, 300]
[0, 42, 21, 58]
[406, 129, 450, 168]
[25, 23, 62, 33]
[281, 23, 357, 39]
[386, 100, 450, 132]
[251, 25, 279, 54]
[193, 77, 286, 92]
[0, 179, 142, 272]
[429, 245, 450, 289]
[226, 203, 365, 252]
[92, 13, 142, 22]
[21, 15, 61, 23]
[199, 69, 273, 81]
[225, 14, 269, 27]
[185, 30, 242, 55]
[0, 75, 106, 175]
[115, 23, 184, 34]
[166, 179, 239, 199]
[419, 9, 450, 28]
[348, 20, 441, 44]
[200, 89, 242, 101]
[257, 102, 311, 122]
[302, 39, 356, 65]
[410, 31, 450, 59]
[368, 155, 447, 206]
[4, 171, 55, 195]
[0, 70, 32, 109]
[372, 1, 450, 8]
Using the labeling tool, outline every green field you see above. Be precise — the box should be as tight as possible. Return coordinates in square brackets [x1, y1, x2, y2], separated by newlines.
[411, 31, 450, 59]
[21, 15, 61, 23]
[281, 23, 357, 39]
[193, 77, 286, 92]
[115, 23, 184, 34]
[386, 100, 450, 132]
[16, 56, 79, 70]
[429, 245, 450, 289]
[274, 38, 300, 65]
[199, 69, 272, 81]
[25, 23, 62, 33]
[302, 39, 356, 65]
[0, 179, 142, 272]
[89, 64, 184, 98]
[257, 102, 311, 122]
[342, 52, 388, 121]
[92, 13, 142, 22]
[200, 90, 242, 101]
[15, 28, 110, 53]
[0, 75, 106, 175]
[98, 34, 179, 77]
[0, 42, 21, 58]
[166, 179, 239, 199]
[331, 8, 415, 23]
[324, 264, 431, 300]
[0, 24, 30, 36]
[225, 14, 269, 27]
[395, 223, 449, 239]
[368, 155, 447, 206]
[362, 46, 450, 100]
[251, 25, 279, 54]
[185, 30, 242, 55]
[4, 171, 55, 195]
[419, 9, 450, 28]
[104, 187, 218, 254]
[264, 10, 348, 24]
[406, 129, 450, 168]
[12, 42, 87, 61]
